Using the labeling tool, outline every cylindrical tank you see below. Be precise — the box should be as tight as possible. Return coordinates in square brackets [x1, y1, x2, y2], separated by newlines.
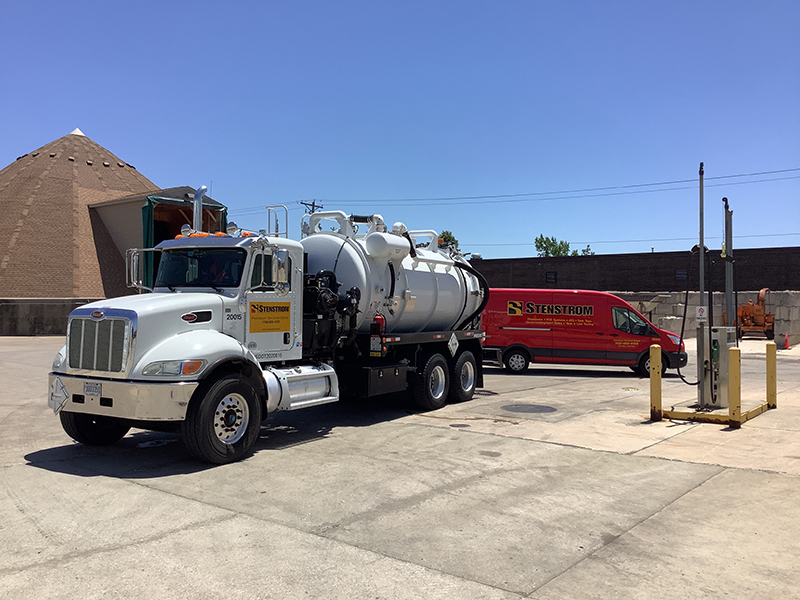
[300, 213, 482, 334]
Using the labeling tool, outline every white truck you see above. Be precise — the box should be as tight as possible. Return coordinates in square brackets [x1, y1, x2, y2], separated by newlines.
[48, 196, 488, 463]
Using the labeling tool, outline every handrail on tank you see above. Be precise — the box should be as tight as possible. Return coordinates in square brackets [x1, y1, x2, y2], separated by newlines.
[407, 230, 439, 251]
[265, 205, 289, 238]
[306, 211, 354, 238]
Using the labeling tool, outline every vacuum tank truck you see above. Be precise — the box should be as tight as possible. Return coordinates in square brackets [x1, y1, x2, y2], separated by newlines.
[48, 201, 488, 464]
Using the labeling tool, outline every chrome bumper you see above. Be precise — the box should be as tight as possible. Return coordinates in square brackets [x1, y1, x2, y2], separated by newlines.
[48, 374, 198, 421]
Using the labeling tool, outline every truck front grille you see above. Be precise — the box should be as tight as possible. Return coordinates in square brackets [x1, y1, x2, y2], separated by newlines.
[67, 317, 130, 373]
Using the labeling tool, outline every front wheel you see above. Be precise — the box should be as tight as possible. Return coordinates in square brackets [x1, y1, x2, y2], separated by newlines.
[449, 351, 477, 403]
[411, 354, 450, 411]
[638, 353, 667, 377]
[183, 373, 262, 464]
[60, 412, 130, 446]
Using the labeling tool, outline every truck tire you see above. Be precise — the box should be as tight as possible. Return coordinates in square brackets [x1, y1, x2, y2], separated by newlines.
[60, 412, 130, 446]
[503, 349, 529, 373]
[638, 353, 667, 377]
[411, 354, 450, 411]
[449, 351, 477, 403]
[183, 373, 262, 464]
[766, 329, 775, 340]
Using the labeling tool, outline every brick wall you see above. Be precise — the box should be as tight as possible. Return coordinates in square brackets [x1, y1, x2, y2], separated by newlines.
[470, 247, 800, 292]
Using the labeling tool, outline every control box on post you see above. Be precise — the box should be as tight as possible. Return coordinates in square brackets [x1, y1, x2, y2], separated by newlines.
[697, 327, 737, 409]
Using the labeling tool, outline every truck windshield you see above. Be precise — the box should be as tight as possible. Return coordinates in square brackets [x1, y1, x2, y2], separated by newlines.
[155, 248, 247, 288]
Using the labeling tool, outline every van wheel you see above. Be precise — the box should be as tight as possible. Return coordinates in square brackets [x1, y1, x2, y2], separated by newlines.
[449, 351, 477, 403]
[60, 413, 130, 446]
[183, 373, 262, 464]
[411, 354, 450, 411]
[503, 349, 529, 373]
[638, 353, 667, 377]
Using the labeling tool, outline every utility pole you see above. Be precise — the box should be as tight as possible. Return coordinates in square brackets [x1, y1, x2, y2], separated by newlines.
[300, 200, 323, 214]
[698, 163, 706, 407]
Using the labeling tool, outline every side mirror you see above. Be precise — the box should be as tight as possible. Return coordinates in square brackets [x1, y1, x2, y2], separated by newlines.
[126, 249, 153, 293]
[272, 249, 289, 286]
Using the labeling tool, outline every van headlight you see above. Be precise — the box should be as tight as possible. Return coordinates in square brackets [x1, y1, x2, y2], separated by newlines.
[142, 360, 206, 376]
[666, 333, 682, 346]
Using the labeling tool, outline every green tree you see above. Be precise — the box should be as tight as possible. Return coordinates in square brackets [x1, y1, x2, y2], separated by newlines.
[440, 230, 460, 251]
[535, 235, 593, 257]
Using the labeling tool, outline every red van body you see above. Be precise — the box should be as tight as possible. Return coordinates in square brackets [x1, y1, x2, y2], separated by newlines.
[482, 288, 687, 375]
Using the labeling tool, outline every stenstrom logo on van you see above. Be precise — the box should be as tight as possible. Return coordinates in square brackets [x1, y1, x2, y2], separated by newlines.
[507, 301, 594, 316]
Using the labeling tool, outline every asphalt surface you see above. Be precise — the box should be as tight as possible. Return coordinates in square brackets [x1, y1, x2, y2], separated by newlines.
[2, 336, 799, 599]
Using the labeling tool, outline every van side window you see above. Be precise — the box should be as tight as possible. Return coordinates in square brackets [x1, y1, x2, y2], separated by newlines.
[613, 307, 649, 336]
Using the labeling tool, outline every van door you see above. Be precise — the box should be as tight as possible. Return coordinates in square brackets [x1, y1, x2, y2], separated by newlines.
[489, 290, 553, 363]
[550, 292, 607, 364]
[607, 304, 655, 366]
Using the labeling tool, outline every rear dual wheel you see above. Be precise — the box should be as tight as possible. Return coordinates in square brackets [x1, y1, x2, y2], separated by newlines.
[448, 351, 477, 403]
[411, 354, 450, 411]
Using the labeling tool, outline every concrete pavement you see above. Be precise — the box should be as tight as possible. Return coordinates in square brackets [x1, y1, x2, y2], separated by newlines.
[1, 336, 799, 599]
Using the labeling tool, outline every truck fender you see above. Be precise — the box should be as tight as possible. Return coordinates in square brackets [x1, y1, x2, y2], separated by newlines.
[131, 329, 256, 380]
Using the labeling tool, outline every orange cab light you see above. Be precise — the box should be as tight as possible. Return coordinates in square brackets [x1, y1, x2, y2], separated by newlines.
[181, 361, 204, 375]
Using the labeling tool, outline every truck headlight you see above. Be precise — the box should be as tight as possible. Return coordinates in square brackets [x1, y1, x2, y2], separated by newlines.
[52, 348, 66, 371]
[142, 360, 206, 376]
[666, 333, 682, 347]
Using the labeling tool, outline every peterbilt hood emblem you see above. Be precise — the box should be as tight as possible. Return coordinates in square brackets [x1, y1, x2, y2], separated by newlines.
[181, 313, 198, 323]
[91, 310, 105, 320]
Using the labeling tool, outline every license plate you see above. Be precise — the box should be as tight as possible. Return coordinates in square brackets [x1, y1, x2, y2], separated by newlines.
[83, 381, 102, 397]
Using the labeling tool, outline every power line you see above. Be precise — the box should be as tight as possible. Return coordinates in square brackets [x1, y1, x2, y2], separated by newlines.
[313, 167, 800, 204]
[226, 167, 800, 214]
[465, 232, 800, 247]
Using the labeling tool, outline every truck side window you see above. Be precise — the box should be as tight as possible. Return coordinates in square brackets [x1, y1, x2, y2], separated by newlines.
[250, 254, 292, 291]
[613, 307, 648, 336]
[250, 254, 273, 290]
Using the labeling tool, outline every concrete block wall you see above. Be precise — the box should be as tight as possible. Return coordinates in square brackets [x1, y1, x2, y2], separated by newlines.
[0, 299, 100, 336]
[613, 290, 800, 347]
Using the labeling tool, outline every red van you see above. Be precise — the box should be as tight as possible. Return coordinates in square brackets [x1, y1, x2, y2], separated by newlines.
[482, 288, 687, 375]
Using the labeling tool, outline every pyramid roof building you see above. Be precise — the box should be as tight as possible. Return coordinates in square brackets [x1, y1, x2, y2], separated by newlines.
[0, 129, 158, 298]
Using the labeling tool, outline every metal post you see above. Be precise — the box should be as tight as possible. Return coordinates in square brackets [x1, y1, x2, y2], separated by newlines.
[698, 163, 706, 407]
[723, 198, 734, 327]
[767, 342, 777, 409]
[728, 346, 741, 428]
[649, 344, 662, 421]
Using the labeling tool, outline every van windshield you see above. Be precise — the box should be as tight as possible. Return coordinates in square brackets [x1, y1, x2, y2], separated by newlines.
[155, 248, 247, 288]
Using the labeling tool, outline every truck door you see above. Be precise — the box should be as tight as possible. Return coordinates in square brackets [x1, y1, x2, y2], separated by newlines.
[245, 251, 296, 359]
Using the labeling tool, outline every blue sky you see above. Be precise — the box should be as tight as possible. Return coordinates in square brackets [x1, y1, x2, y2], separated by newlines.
[1, 1, 797, 258]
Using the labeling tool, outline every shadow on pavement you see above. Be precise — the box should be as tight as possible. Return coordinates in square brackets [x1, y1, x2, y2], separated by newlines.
[24, 393, 415, 479]
[483, 365, 681, 379]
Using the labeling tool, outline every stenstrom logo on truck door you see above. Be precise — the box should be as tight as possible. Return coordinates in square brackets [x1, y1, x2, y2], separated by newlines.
[249, 302, 291, 333]
[507, 301, 594, 316]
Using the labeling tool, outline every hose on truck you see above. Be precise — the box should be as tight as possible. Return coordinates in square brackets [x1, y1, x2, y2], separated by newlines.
[451, 259, 491, 331]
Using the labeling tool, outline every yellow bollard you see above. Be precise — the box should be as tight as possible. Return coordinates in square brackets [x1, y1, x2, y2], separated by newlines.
[767, 342, 777, 409]
[649, 344, 662, 421]
[728, 347, 741, 428]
